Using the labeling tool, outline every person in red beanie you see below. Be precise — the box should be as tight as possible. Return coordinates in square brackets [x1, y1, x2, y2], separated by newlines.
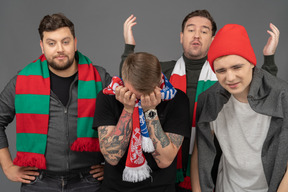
[195, 24, 288, 192]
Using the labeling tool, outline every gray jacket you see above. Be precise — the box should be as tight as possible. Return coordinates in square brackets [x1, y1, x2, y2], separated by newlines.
[0, 65, 111, 172]
[197, 67, 288, 192]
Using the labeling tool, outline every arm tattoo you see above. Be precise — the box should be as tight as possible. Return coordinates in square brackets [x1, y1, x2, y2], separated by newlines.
[99, 110, 132, 164]
[167, 133, 183, 149]
[150, 120, 170, 148]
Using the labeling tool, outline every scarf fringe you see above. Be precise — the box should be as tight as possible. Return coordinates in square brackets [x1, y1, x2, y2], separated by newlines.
[71, 138, 100, 152]
[123, 161, 151, 182]
[141, 136, 155, 153]
[178, 176, 192, 190]
[13, 152, 46, 169]
[176, 168, 185, 183]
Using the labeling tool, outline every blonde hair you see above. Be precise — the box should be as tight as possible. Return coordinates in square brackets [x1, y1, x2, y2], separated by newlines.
[122, 52, 161, 94]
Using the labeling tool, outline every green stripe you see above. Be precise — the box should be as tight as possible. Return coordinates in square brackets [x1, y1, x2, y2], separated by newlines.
[77, 117, 98, 138]
[16, 133, 47, 154]
[78, 81, 102, 99]
[186, 155, 191, 176]
[18, 60, 49, 78]
[15, 94, 50, 114]
[195, 80, 217, 101]
[77, 51, 92, 65]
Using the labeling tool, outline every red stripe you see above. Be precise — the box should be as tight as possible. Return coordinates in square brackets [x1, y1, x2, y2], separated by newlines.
[32, 54, 46, 63]
[170, 74, 187, 93]
[192, 102, 198, 127]
[13, 152, 46, 169]
[16, 75, 50, 95]
[78, 64, 102, 82]
[78, 99, 96, 117]
[16, 114, 49, 134]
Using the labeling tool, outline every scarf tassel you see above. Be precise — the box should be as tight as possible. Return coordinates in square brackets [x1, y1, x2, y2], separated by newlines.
[122, 160, 151, 182]
[71, 138, 100, 152]
[141, 136, 155, 153]
[178, 176, 192, 190]
[13, 152, 46, 169]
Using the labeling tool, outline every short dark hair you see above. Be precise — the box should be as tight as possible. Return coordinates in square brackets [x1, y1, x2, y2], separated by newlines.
[38, 13, 75, 40]
[122, 52, 162, 95]
[181, 9, 217, 36]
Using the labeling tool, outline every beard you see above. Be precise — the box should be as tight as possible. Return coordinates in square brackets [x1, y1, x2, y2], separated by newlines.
[47, 54, 75, 71]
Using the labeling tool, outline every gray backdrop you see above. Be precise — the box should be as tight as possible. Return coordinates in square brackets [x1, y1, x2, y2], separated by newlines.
[1, 0, 287, 191]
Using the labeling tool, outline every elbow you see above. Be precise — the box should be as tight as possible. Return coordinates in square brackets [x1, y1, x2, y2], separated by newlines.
[100, 149, 120, 166]
[106, 159, 119, 166]
[156, 159, 173, 169]
[102, 154, 120, 166]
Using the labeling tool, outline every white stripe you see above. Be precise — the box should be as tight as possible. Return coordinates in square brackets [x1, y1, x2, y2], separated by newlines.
[198, 61, 218, 82]
[171, 57, 186, 76]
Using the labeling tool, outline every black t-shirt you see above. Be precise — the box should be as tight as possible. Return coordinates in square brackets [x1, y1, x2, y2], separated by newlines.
[49, 70, 77, 106]
[94, 89, 190, 192]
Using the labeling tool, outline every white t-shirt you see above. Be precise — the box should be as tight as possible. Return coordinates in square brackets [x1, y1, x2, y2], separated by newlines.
[210, 95, 271, 192]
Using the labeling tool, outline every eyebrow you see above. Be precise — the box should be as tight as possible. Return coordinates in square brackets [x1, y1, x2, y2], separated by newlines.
[45, 37, 71, 42]
[186, 24, 211, 30]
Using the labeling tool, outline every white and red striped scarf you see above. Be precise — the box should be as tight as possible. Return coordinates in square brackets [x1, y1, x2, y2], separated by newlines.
[103, 74, 177, 182]
[170, 56, 217, 189]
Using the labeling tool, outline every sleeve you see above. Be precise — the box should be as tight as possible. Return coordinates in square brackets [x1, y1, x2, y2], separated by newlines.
[0, 75, 17, 149]
[162, 89, 190, 138]
[196, 93, 216, 192]
[119, 44, 135, 77]
[94, 91, 120, 129]
[94, 65, 112, 88]
[261, 55, 278, 76]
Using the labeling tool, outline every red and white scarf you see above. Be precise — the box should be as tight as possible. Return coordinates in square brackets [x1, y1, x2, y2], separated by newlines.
[103, 75, 177, 182]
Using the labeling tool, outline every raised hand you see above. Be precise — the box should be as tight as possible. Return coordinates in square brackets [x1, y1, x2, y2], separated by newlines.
[123, 14, 137, 45]
[263, 23, 280, 56]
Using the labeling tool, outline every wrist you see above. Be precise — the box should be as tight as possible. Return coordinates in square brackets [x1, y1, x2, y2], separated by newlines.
[123, 107, 133, 114]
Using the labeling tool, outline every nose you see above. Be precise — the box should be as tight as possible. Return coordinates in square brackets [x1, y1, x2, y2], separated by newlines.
[194, 29, 200, 39]
[226, 70, 236, 82]
[56, 43, 64, 53]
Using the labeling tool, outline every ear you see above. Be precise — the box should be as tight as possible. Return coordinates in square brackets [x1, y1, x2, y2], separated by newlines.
[74, 37, 78, 51]
[211, 35, 215, 42]
[40, 40, 44, 54]
[180, 32, 183, 44]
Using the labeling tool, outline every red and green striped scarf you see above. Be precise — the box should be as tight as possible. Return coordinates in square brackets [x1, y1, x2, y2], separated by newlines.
[13, 51, 103, 169]
[169, 56, 217, 190]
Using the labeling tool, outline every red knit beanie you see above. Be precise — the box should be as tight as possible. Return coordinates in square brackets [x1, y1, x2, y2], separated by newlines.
[207, 24, 257, 72]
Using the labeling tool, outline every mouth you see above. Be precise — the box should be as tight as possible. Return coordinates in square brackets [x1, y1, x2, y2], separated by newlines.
[227, 82, 239, 89]
[54, 55, 67, 60]
[191, 41, 201, 46]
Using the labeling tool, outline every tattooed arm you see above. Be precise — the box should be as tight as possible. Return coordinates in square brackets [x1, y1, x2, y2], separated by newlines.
[146, 115, 184, 168]
[98, 109, 132, 166]
[141, 87, 184, 168]
[98, 85, 136, 166]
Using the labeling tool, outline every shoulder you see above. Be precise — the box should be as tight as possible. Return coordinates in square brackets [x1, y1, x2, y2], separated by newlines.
[253, 67, 288, 92]
[160, 60, 176, 79]
[93, 65, 108, 74]
[161, 89, 189, 110]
